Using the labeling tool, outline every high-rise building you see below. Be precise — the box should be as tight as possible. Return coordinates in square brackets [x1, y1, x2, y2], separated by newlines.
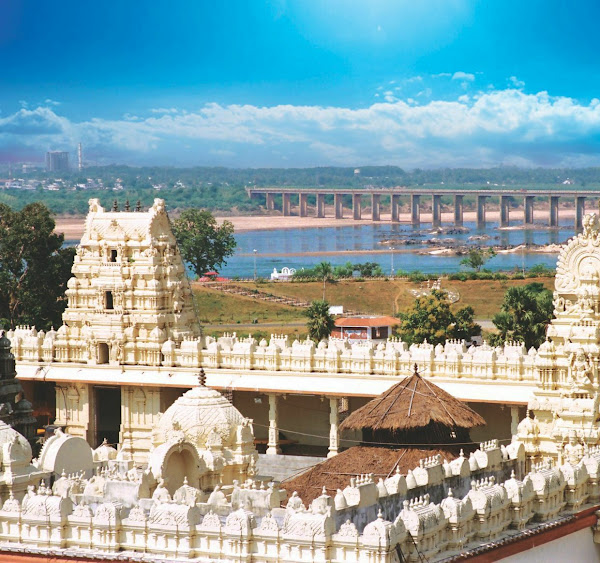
[45, 150, 69, 172]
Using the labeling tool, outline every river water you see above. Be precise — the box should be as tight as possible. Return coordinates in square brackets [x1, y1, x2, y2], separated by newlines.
[220, 219, 574, 278]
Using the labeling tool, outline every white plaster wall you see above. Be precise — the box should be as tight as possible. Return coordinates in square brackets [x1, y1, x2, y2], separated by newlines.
[502, 527, 600, 562]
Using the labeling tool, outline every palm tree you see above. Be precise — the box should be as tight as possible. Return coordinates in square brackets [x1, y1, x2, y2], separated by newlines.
[305, 299, 335, 343]
[491, 283, 553, 348]
[313, 261, 334, 300]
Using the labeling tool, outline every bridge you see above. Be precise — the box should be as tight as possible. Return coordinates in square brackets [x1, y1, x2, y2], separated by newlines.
[247, 187, 600, 230]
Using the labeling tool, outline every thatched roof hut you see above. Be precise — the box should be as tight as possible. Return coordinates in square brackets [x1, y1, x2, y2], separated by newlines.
[281, 445, 460, 504]
[283, 367, 486, 504]
[340, 365, 485, 446]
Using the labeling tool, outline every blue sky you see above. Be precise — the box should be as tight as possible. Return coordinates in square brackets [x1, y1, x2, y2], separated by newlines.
[2, 0, 600, 168]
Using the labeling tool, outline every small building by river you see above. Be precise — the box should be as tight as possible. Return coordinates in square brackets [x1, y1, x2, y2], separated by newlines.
[331, 315, 399, 341]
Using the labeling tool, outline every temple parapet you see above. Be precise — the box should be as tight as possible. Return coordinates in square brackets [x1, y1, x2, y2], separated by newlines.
[0, 438, 597, 561]
[13, 327, 544, 383]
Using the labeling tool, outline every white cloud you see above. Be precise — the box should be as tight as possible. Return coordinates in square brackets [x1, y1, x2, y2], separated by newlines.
[452, 71, 475, 82]
[509, 76, 526, 89]
[150, 107, 179, 114]
[44, 99, 61, 106]
[4, 89, 600, 167]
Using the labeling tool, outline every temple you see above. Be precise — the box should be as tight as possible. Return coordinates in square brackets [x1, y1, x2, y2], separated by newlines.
[0, 199, 600, 559]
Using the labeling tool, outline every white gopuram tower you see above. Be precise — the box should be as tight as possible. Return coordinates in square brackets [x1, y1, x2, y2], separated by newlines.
[58, 198, 202, 367]
[518, 213, 600, 465]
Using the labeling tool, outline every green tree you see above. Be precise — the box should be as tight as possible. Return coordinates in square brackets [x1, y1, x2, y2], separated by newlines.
[0, 203, 75, 330]
[313, 261, 334, 300]
[333, 262, 354, 278]
[356, 262, 384, 277]
[397, 289, 481, 346]
[305, 299, 335, 342]
[460, 248, 496, 272]
[172, 209, 236, 277]
[489, 283, 553, 348]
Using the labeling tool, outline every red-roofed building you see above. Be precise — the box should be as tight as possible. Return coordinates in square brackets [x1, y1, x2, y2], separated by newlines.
[332, 315, 398, 341]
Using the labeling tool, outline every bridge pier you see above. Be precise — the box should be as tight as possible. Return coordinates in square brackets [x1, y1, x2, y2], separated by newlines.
[299, 193, 308, 217]
[371, 194, 381, 221]
[432, 195, 442, 227]
[477, 195, 487, 228]
[454, 195, 463, 226]
[266, 193, 275, 211]
[334, 193, 344, 219]
[524, 196, 534, 225]
[549, 196, 559, 227]
[500, 196, 511, 227]
[576, 196, 586, 232]
[391, 195, 401, 222]
[316, 193, 326, 218]
[352, 194, 362, 220]
[411, 194, 421, 226]
[282, 193, 291, 216]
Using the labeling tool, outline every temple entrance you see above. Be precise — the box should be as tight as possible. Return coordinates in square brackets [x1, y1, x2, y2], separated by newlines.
[97, 342, 109, 364]
[94, 386, 121, 448]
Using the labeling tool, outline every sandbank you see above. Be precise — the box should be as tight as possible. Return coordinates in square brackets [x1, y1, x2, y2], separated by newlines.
[54, 207, 579, 239]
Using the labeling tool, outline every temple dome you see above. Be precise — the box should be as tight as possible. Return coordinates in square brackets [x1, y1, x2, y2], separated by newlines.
[155, 386, 245, 449]
[0, 421, 32, 463]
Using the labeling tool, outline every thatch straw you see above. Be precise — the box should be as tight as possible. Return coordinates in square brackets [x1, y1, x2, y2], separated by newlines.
[340, 365, 485, 435]
[281, 445, 463, 505]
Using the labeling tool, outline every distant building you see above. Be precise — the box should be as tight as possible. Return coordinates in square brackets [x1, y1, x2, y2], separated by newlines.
[332, 315, 399, 340]
[45, 151, 69, 172]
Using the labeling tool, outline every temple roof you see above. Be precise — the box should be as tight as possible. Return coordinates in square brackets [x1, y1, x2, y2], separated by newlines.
[155, 385, 246, 448]
[282, 445, 461, 504]
[339, 366, 485, 434]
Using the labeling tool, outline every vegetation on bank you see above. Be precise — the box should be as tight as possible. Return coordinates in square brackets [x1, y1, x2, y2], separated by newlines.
[5, 164, 600, 215]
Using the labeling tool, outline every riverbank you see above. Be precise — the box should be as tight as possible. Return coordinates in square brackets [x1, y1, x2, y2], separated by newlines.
[54, 207, 579, 239]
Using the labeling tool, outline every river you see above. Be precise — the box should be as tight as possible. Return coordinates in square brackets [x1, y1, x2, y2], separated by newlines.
[220, 219, 572, 278]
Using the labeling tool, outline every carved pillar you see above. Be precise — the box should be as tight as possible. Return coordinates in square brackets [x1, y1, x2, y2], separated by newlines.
[352, 194, 362, 220]
[266, 394, 281, 455]
[511, 406, 520, 437]
[120, 385, 162, 464]
[54, 383, 90, 441]
[316, 193, 326, 218]
[328, 398, 339, 458]
[454, 195, 463, 226]
[371, 194, 381, 221]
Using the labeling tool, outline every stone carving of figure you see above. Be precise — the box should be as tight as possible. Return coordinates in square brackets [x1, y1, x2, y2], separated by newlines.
[563, 431, 584, 465]
[116, 340, 124, 363]
[152, 478, 172, 503]
[569, 348, 593, 387]
[109, 337, 123, 363]
[87, 337, 97, 361]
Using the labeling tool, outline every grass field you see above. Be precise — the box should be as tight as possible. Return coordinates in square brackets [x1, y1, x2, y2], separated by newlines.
[192, 276, 555, 339]
[238, 277, 555, 319]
